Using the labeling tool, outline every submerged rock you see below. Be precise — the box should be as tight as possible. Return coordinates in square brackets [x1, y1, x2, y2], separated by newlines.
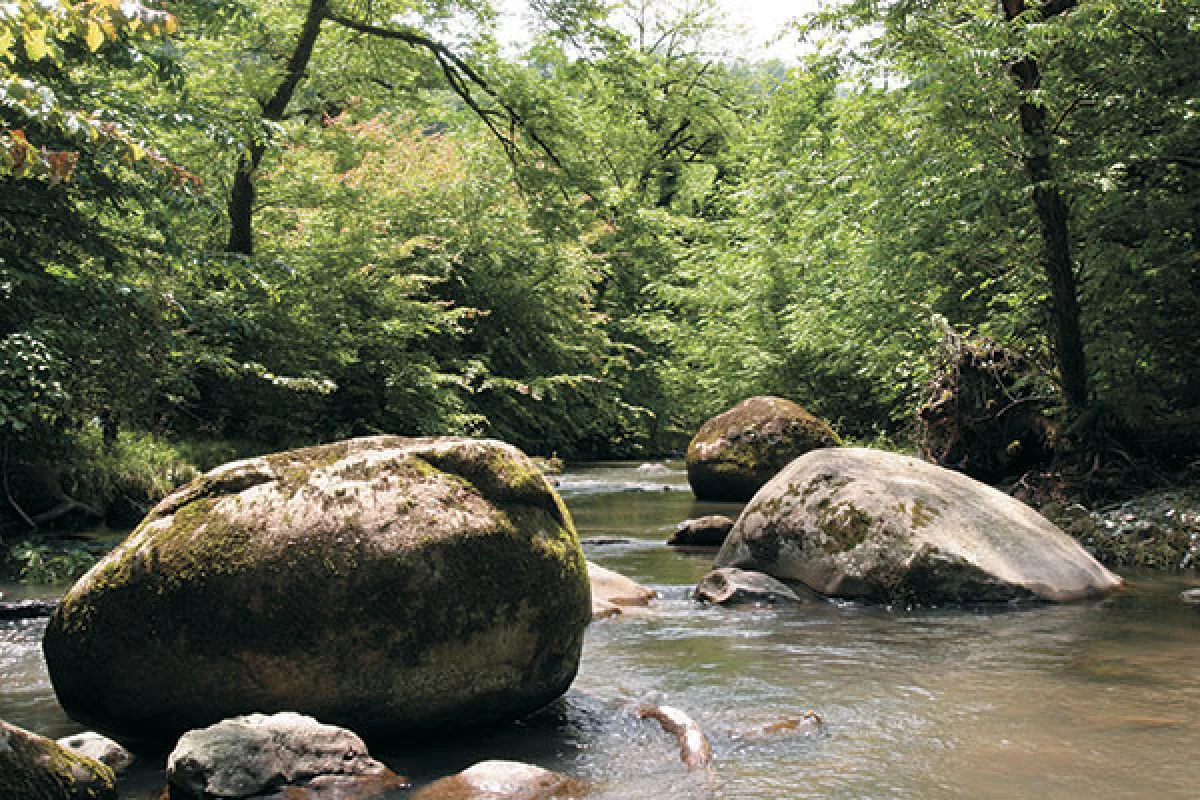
[411, 760, 586, 799]
[715, 448, 1123, 605]
[588, 562, 655, 620]
[694, 568, 820, 607]
[686, 397, 840, 502]
[43, 436, 592, 748]
[0, 718, 116, 800]
[668, 515, 735, 547]
[55, 732, 133, 775]
[165, 713, 405, 800]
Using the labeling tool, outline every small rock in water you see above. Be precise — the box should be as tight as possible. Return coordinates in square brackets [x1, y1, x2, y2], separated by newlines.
[411, 760, 587, 799]
[588, 561, 656, 620]
[694, 568, 821, 607]
[1181, 588, 1200, 606]
[669, 515, 734, 547]
[166, 712, 405, 800]
[637, 463, 670, 473]
[57, 731, 134, 774]
[637, 704, 713, 772]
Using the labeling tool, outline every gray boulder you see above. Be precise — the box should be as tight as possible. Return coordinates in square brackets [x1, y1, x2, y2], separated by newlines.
[686, 397, 840, 502]
[715, 448, 1123, 604]
[0, 718, 116, 800]
[44, 436, 592, 748]
[668, 515, 735, 547]
[694, 568, 820, 607]
[166, 713, 405, 800]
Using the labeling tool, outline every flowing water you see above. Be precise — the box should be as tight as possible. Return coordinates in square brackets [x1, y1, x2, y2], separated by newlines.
[3, 461, 1199, 798]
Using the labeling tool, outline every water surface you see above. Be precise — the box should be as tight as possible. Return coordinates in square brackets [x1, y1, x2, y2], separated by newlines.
[3, 461, 1198, 798]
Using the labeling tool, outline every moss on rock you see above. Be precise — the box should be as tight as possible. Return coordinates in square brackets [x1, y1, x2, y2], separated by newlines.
[0, 719, 116, 800]
[686, 397, 841, 502]
[43, 436, 590, 750]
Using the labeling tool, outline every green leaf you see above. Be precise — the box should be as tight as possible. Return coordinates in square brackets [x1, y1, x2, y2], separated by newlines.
[85, 20, 104, 53]
[22, 26, 49, 62]
[0, 28, 14, 62]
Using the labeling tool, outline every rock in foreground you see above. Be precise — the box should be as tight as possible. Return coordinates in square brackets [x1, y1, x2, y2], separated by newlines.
[411, 760, 586, 800]
[166, 713, 405, 800]
[0, 718, 116, 800]
[686, 397, 840, 502]
[44, 436, 591, 748]
[715, 448, 1123, 604]
[56, 732, 133, 775]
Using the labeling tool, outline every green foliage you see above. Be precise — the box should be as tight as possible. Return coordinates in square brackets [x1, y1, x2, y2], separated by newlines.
[1, 538, 100, 584]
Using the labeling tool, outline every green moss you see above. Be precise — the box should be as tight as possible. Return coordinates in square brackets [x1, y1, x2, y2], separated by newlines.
[817, 501, 875, 553]
[0, 722, 116, 800]
[910, 498, 940, 529]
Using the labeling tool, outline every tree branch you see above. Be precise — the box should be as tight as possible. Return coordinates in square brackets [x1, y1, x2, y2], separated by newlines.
[324, 11, 567, 174]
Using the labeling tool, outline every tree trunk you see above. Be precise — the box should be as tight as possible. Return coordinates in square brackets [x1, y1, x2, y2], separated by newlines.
[1003, 0, 1089, 413]
[225, 0, 329, 256]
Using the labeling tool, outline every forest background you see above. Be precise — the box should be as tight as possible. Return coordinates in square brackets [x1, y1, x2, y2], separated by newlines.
[2, 0, 1197, 546]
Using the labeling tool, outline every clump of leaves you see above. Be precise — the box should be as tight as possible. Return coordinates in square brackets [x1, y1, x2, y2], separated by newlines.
[1, 539, 100, 584]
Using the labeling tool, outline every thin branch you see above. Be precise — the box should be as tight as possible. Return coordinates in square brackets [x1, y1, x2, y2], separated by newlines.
[324, 11, 567, 174]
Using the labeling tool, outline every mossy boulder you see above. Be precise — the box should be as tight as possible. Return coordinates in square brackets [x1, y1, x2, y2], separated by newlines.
[0, 718, 116, 800]
[686, 397, 840, 502]
[42, 436, 591, 749]
[714, 448, 1123, 605]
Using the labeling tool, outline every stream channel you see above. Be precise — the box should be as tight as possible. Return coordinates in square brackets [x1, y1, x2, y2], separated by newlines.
[3, 461, 1200, 798]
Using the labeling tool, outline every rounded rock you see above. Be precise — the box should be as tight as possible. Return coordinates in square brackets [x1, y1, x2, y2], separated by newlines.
[686, 397, 840, 502]
[43, 436, 592, 749]
[715, 447, 1123, 604]
[668, 515, 735, 547]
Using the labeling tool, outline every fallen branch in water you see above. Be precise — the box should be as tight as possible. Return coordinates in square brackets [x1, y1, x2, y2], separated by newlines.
[637, 704, 713, 771]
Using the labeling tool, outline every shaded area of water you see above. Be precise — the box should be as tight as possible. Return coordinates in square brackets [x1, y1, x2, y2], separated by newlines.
[2, 461, 1198, 797]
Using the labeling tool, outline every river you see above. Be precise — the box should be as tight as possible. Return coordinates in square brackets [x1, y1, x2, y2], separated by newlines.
[3, 461, 1199, 798]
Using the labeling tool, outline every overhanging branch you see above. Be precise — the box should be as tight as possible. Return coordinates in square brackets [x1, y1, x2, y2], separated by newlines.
[324, 11, 566, 174]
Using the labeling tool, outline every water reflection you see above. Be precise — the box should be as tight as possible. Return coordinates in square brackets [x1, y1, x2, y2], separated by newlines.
[1, 462, 1198, 798]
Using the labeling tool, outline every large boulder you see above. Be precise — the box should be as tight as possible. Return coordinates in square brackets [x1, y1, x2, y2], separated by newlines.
[686, 397, 840, 502]
[43, 436, 592, 749]
[714, 448, 1123, 604]
[165, 713, 405, 800]
[0, 718, 116, 800]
